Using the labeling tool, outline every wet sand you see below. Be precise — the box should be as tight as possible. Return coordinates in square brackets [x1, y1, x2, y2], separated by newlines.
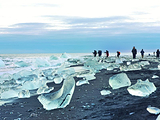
[0, 59, 160, 120]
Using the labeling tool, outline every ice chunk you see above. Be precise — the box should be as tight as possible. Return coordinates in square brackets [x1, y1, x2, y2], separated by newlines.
[127, 79, 156, 97]
[15, 61, 30, 67]
[1, 90, 18, 99]
[22, 78, 47, 90]
[152, 75, 159, 79]
[76, 79, 89, 86]
[34, 58, 51, 67]
[18, 90, 30, 98]
[120, 63, 141, 71]
[127, 62, 131, 65]
[53, 77, 63, 84]
[157, 114, 160, 120]
[115, 58, 123, 64]
[0, 59, 5, 67]
[100, 90, 111, 95]
[139, 61, 150, 66]
[77, 72, 96, 81]
[50, 55, 58, 60]
[146, 106, 160, 115]
[37, 76, 75, 110]
[37, 85, 54, 94]
[0, 73, 12, 83]
[109, 73, 131, 89]
[60, 53, 71, 58]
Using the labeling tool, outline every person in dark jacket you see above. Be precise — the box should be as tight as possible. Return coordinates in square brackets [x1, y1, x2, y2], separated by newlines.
[140, 49, 145, 58]
[93, 50, 97, 57]
[104, 50, 109, 58]
[156, 49, 160, 58]
[117, 51, 120, 58]
[132, 46, 137, 59]
[98, 50, 102, 57]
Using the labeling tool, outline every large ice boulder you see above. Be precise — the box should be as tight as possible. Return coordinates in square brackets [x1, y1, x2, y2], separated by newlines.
[37, 76, 75, 110]
[127, 79, 156, 97]
[0, 59, 5, 67]
[109, 73, 131, 89]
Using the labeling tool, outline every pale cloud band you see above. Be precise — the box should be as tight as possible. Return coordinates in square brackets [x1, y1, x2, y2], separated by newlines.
[0, 0, 160, 36]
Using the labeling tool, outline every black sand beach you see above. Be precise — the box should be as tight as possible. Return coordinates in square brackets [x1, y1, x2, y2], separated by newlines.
[1, 58, 160, 120]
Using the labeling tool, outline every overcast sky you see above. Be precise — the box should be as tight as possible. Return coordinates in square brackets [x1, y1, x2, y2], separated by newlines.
[0, 0, 160, 54]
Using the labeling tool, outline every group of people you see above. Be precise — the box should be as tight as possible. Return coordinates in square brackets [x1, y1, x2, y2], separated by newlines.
[132, 46, 160, 59]
[93, 50, 120, 58]
[93, 47, 160, 59]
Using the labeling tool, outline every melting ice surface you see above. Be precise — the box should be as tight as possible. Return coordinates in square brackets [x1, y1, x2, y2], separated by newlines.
[0, 53, 159, 110]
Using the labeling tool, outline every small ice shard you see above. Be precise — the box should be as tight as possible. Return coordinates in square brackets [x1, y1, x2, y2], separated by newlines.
[53, 77, 63, 84]
[76, 79, 89, 86]
[18, 90, 30, 98]
[127, 62, 131, 65]
[37, 76, 75, 110]
[50, 55, 58, 60]
[127, 79, 156, 97]
[146, 106, 160, 115]
[109, 73, 131, 89]
[152, 75, 159, 79]
[37, 85, 54, 94]
[0, 59, 5, 67]
[15, 61, 29, 67]
[100, 90, 111, 95]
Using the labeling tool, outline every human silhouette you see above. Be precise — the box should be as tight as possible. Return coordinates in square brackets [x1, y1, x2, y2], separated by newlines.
[117, 51, 120, 58]
[98, 50, 102, 57]
[131, 46, 137, 59]
[156, 49, 160, 58]
[140, 49, 145, 58]
[104, 50, 109, 58]
[93, 50, 97, 57]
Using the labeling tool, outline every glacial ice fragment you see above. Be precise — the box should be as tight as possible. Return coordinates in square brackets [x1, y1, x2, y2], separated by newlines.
[152, 75, 159, 79]
[157, 114, 160, 120]
[100, 90, 111, 95]
[34, 58, 51, 67]
[60, 53, 71, 58]
[109, 73, 131, 89]
[53, 77, 63, 84]
[37, 85, 54, 94]
[76, 79, 89, 86]
[146, 106, 160, 115]
[15, 61, 29, 67]
[22, 78, 47, 90]
[1, 90, 18, 99]
[18, 90, 30, 98]
[50, 55, 58, 60]
[0, 59, 5, 67]
[77, 72, 96, 81]
[37, 76, 75, 110]
[127, 79, 156, 97]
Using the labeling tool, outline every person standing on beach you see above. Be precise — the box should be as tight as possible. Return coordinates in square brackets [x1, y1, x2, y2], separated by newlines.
[117, 51, 120, 58]
[93, 50, 97, 57]
[156, 49, 160, 58]
[98, 50, 102, 57]
[132, 46, 137, 59]
[140, 49, 145, 58]
[104, 50, 109, 58]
